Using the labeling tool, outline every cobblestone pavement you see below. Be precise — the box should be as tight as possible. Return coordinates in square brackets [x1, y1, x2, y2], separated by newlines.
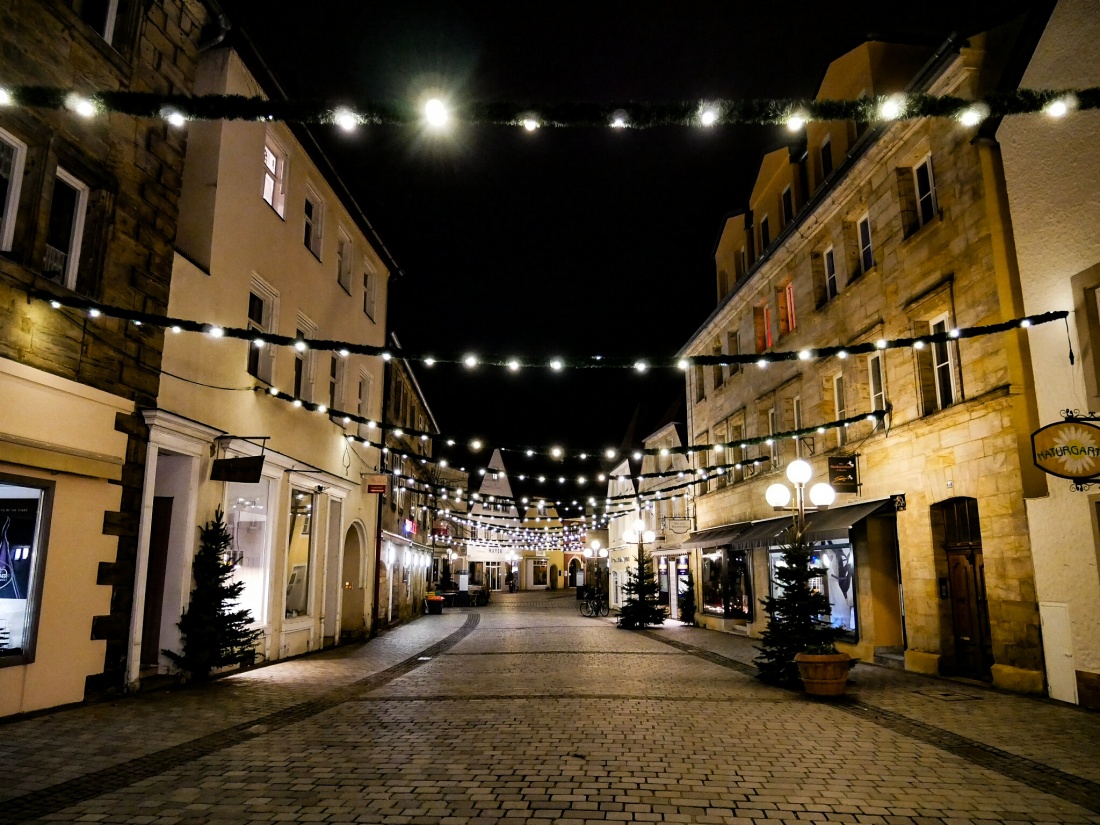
[1, 591, 1098, 824]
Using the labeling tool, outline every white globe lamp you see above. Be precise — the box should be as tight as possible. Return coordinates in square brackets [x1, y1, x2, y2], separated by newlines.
[765, 483, 792, 508]
[809, 483, 836, 508]
[786, 459, 812, 486]
[643, 530, 656, 544]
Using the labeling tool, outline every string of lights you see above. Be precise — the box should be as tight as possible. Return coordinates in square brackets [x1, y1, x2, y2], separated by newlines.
[4, 85, 1096, 129]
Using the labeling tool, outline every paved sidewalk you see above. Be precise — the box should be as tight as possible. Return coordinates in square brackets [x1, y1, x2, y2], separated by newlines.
[0, 591, 1096, 825]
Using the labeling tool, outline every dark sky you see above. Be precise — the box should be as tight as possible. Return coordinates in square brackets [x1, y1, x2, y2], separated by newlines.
[220, 0, 1035, 463]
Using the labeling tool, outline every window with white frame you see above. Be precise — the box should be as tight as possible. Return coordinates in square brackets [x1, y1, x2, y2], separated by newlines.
[824, 246, 838, 301]
[869, 352, 886, 411]
[75, 0, 119, 43]
[0, 476, 52, 665]
[337, 230, 353, 293]
[857, 214, 874, 274]
[246, 280, 277, 384]
[327, 353, 344, 410]
[793, 396, 803, 458]
[303, 187, 324, 258]
[930, 315, 956, 409]
[262, 135, 287, 217]
[225, 477, 273, 625]
[43, 168, 89, 290]
[362, 261, 377, 319]
[834, 374, 847, 447]
[914, 155, 938, 227]
[357, 370, 374, 438]
[285, 489, 315, 619]
[293, 316, 317, 401]
[0, 128, 27, 253]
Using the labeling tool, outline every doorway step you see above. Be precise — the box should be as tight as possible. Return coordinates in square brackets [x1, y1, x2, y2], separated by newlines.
[874, 646, 905, 669]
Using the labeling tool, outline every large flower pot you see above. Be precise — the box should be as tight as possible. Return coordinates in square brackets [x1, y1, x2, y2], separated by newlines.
[794, 652, 851, 696]
[426, 598, 444, 615]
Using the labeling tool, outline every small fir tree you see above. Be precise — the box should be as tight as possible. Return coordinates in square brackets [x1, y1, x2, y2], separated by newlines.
[617, 544, 666, 629]
[755, 526, 842, 687]
[679, 569, 697, 627]
[165, 508, 261, 680]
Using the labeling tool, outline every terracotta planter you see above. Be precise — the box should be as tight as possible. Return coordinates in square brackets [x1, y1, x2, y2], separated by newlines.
[426, 599, 444, 615]
[794, 652, 851, 696]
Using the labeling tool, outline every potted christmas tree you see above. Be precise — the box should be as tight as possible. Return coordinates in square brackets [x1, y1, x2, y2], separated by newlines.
[617, 541, 666, 629]
[165, 508, 262, 681]
[679, 568, 697, 627]
[755, 526, 849, 695]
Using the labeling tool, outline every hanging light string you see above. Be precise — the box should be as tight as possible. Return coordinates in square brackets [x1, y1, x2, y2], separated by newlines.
[32, 292, 1068, 378]
[4, 86, 1096, 128]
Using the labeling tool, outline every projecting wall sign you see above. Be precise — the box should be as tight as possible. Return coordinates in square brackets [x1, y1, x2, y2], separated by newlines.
[1032, 420, 1100, 480]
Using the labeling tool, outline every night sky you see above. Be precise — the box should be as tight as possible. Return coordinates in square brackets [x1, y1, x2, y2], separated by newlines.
[219, 1, 1035, 469]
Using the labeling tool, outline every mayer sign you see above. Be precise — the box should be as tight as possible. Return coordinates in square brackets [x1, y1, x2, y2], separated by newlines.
[1032, 420, 1100, 480]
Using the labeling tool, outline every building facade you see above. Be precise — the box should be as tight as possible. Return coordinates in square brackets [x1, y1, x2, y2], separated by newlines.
[0, 0, 212, 716]
[127, 41, 392, 686]
[999, 0, 1100, 707]
[682, 33, 1046, 691]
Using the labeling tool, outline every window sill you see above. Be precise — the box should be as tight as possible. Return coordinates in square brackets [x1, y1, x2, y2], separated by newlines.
[901, 211, 943, 245]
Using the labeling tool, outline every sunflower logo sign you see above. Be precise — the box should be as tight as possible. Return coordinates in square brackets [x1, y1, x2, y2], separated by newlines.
[1032, 421, 1100, 480]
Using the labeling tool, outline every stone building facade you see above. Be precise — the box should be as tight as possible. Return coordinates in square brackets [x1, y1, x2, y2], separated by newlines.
[0, 0, 212, 716]
[682, 32, 1046, 691]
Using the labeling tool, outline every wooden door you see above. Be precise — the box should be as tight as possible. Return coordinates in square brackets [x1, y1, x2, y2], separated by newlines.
[140, 497, 172, 667]
[947, 548, 993, 678]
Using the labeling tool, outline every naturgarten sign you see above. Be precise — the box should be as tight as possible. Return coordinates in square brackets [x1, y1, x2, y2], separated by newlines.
[1032, 421, 1100, 480]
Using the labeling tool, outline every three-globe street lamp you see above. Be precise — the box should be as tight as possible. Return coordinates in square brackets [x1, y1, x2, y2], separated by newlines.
[583, 539, 609, 593]
[764, 459, 836, 532]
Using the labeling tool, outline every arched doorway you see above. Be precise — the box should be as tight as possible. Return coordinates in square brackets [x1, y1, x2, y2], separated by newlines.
[568, 557, 583, 588]
[340, 522, 365, 636]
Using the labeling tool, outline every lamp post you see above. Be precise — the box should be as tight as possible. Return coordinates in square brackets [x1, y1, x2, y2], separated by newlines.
[583, 540, 609, 594]
[764, 459, 836, 532]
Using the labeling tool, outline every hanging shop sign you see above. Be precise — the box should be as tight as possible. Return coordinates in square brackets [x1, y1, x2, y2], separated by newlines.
[210, 455, 265, 483]
[1032, 420, 1100, 480]
[828, 455, 859, 493]
[365, 474, 390, 495]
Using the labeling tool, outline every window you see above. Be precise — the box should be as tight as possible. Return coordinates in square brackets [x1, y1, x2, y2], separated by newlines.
[694, 365, 705, 402]
[293, 317, 316, 401]
[781, 186, 794, 226]
[303, 188, 324, 258]
[770, 543, 857, 640]
[754, 304, 773, 352]
[820, 137, 833, 181]
[914, 156, 938, 227]
[711, 338, 724, 390]
[793, 396, 803, 458]
[285, 490, 315, 619]
[857, 214, 874, 274]
[739, 246, 747, 278]
[768, 407, 778, 467]
[336, 230, 353, 293]
[869, 353, 886, 411]
[824, 247, 838, 301]
[931, 315, 956, 409]
[730, 424, 744, 483]
[362, 262, 377, 319]
[701, 547, 752, 619]
[245, 279, 277, 384]
[44, 168, 89, 290]
[0, 476, 52, 665]
[759, 215, 771, 250]
[724, 330, 741, 379]
[225, 478, 273, 625]
[778, 282, 796, 336]
[834, 374, 847, 447]
[327, 354, 344, 409]
[711, 424, 727, 492]
[74, 0, 119, 42]
[262, 136, 287, 216]
[0, 129, 27, 252]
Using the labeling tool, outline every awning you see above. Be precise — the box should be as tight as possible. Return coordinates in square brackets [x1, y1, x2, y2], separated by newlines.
[732, 516, 791, 547]
[801, 499, 892, 541]
[681, 522, 750, 549]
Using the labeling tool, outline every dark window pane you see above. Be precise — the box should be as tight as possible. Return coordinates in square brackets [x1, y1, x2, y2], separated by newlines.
[820, 141, 833, 178]
[248, 293, 264, 325]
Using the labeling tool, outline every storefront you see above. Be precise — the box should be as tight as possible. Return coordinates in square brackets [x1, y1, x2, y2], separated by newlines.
[681, 524, 752, 634]
[651, 548, 691, 623]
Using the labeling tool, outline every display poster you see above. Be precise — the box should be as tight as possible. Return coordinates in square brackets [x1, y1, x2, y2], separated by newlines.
[0, 490, 42, 655]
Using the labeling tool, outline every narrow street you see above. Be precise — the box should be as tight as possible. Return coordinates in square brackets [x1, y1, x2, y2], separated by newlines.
[1, 592, 1098, 825]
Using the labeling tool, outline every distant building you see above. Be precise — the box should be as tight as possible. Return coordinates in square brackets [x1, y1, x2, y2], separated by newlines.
[0, 0, 213, 716]
[682, 29, 1047, 692]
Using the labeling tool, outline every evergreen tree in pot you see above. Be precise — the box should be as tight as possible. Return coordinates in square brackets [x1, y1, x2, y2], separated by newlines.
[755, 526, 845, 690]
[617, 543, 666, 629]
[679, 568, 697, 627]
[164, 508, 262, 680]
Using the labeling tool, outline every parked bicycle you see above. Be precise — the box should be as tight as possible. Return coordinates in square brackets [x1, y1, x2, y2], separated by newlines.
[579, 589, 610, 617]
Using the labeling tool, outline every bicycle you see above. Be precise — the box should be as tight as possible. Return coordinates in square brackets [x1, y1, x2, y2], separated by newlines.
[579, 591, 610, 617]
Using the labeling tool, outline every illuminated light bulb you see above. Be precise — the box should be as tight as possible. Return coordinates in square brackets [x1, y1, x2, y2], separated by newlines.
[714, 444, 724, 452]
[68, 95, 96, 118]
[508, 358, 520, 371]
[611, 113, 628, 129]
[913, 340, 925, 350]
[293, 339, 307, 351]
[420, 434, 428, 441]
[470, 439, 483, 451]
[1020, 319, 1032, 328]
[577, 476, 586, 484]
[268, 387, 279, 395]
[463, 354, 478, 368]
[879, 95, 904, 120]
[49, 300, 61, 309]
[700, 108, 717, 127]
[867, 414, 877, 423]
[346, 434, 355, 442]
[634, 360, 648, 372]
[165, 110, 186, 128]
[597, 473, 606, 482]
[292, 399, 302, 407]
[338, 348, 349, 357]
[208, 326, 224, 337]
[786, 112, 806, 131]
[316, 404, 327, 414]
[538, 476, 545, 483]
[632, 451, 642, 461]
[0, 88, 11, 106]
[817, 427, 826, 434]
[809, 482, 836, 507]
[958, 106, 984, 127]
[875, 339, 887, 349]
[798, 349, 812, 360]
[367, 420, 377, 428]
[756, 358, 768, 369]
[393, 428, 403, 437]
[837, 350, 848, 359]
[446, 439, 455, 446]
[765, 483, 792, 508]
[171, 325, 181, 334]
[579, 452, 587, 459]
[424, 98, 449, 128]
[558, 476, 566, 484]
[551, 446, 563, 458]
[334, 108, 358, 131]
[765, 438, 774, 446]
[677, 358, 689, 370]
[660, 448, 669, 456]
[253, 338, 265, 348]
[88, 308, 102, 318]
[439, 459, 448, 467]
[381, 351, 392, 361]
[949, 328, 961, 338]
[1044, 97, 1072, 118]
[550, 358, 563, 371]
[522, 118, 539, 131]
[605, 448, 616, 459]
[342, 416, 351, 424]
[423, 356, 435, 366]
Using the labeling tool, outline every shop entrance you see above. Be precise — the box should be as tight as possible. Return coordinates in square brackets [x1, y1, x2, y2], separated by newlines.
[340, 523, 364, 635]
[485, 561, 502, 591]
[933, 498, 993, 678]
[568, 557, 583, 588]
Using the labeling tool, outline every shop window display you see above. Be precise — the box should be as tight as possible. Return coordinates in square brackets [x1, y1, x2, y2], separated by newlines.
[0, 479, 50, 663]
[768, 540, 857, 640]
[285, 490, 314, 618]
[531, 558, 548, 587]
[225, 478, 273, 626]
[700, 547, 752, 620]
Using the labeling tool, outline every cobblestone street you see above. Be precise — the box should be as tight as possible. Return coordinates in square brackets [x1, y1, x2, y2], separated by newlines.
[1, 591, 1098, 825]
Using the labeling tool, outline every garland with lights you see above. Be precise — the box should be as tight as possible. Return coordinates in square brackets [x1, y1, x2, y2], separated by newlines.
[4, 86, 1098, 128]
